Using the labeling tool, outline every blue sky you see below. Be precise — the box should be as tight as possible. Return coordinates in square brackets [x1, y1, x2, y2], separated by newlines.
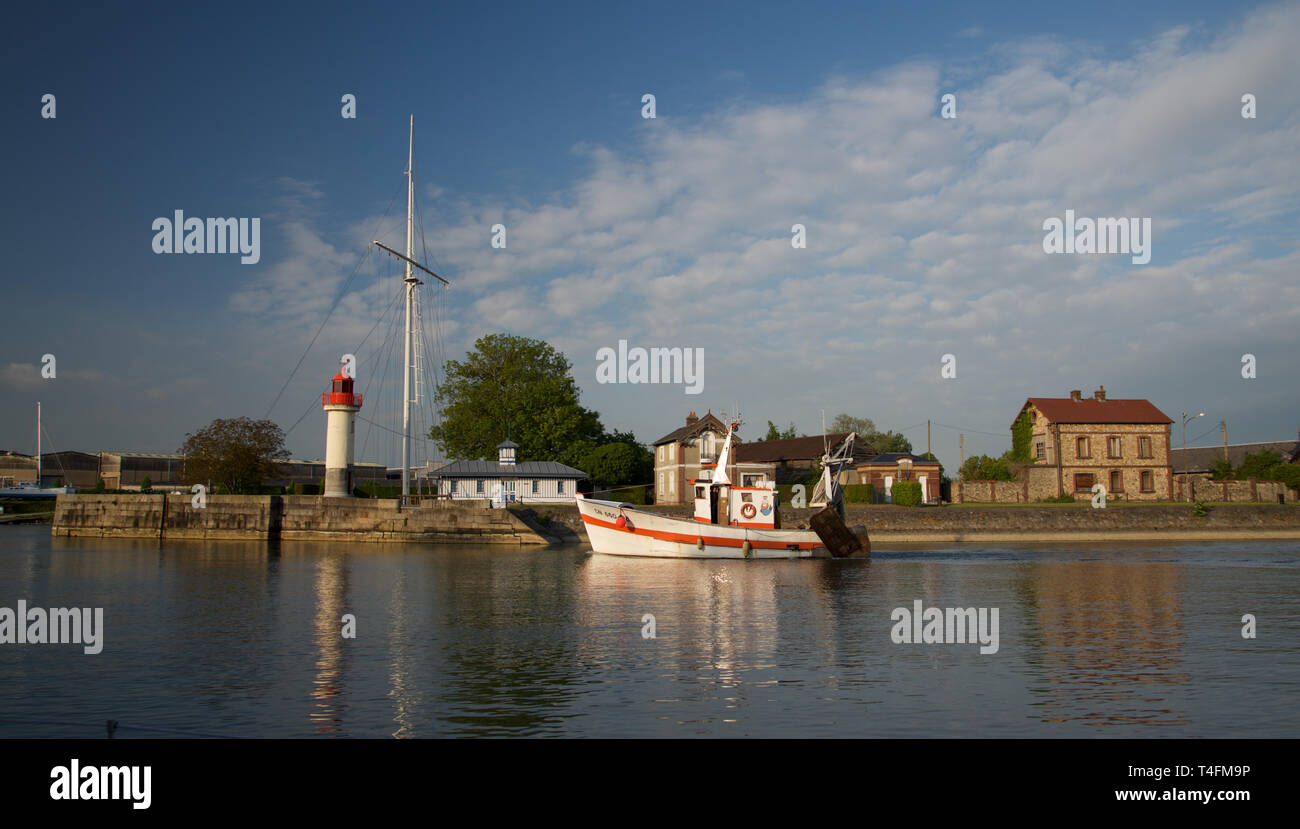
[2, 0, 1298, 473]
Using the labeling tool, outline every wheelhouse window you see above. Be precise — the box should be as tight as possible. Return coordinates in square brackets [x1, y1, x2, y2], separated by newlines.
[1077, 437, 1090, 458]
[741, 474, 761, 487]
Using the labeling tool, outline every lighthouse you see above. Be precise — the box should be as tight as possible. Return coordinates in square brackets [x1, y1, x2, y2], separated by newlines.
[322, 363, 363, 497]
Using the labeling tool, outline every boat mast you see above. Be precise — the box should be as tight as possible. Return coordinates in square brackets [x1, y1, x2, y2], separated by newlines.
[402, 115, 415, 501]
[36, 402, 41, 485]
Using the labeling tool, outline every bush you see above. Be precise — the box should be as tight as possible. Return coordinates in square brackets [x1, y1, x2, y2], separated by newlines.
[1040, 493, 1076, 503]
[140, 476, 152, 493]
[1192, 500, 1211, 517]
[92, 478, 106, 493]
[891, 481, 923, 506]
[842, 483, 874, 504]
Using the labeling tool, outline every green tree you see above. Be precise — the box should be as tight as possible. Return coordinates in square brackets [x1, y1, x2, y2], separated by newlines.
[180, 416, 289, 494]
[829, 413, 910, 453]
[1238, 449, 1285, 480]
[140, 476, 152, 493]
[92, 478, 106, 493]
[1266, 463, 1300, 492]
[581, 442, 653, 489]
[762, 420, 799, 441]
[430, 334, 604, 462]
[830, 414, 875, 436]
[1209, 458, 1235, 481]
[959, 454, 1016, 481]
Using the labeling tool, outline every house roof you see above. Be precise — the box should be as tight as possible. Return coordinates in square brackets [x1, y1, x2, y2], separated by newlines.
[1020, 397, 1173, 426]
[427, 460, 587, 479]
[734, 432, 872, 463]
[653, 412, 731, 446]
[859, 452, 941, 466]
[1169, 441, 1300, 474]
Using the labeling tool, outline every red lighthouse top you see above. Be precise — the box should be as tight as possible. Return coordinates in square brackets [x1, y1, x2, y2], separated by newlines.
[322, 368, 362, 408]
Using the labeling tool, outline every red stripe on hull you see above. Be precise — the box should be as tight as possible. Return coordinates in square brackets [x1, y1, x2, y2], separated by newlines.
[580, 513, 820, 550]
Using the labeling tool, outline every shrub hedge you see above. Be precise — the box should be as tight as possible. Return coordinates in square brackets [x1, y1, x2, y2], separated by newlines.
[891, 481, 923, 506]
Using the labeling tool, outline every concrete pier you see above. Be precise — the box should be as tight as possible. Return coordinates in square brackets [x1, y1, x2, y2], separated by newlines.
[51, 494, 557, 545]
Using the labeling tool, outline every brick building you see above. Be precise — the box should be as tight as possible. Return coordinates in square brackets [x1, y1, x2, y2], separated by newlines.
[1017, 387, 1174, 501]
[856, 453, 943, 504]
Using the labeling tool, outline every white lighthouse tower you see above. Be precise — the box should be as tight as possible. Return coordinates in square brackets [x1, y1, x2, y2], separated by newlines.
[322, 363, 363, 497]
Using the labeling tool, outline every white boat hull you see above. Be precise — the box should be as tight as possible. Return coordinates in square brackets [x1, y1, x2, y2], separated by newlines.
[576, 495, 834, 559]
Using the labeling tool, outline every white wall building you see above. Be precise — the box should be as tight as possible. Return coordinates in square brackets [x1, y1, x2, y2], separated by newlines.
[429, 440, 587, 505]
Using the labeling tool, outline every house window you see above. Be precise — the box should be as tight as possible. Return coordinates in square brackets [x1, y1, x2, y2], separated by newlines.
[559, 480, 566, 494]
[1077, 437, 1090, 458]
[701, 433, 714, 457]
[1108, 436, 1122, 458]
[532, 480, 539, 494]
[1138, 437, 1152, 458]
[476, 480, 484, 494]
[1035, 442, 1045, 460]
[450, 480, 457, 494]
[1141, 470, 1154, 492]
[1074, 473, 1094, 492]
[1110, 470, 1124, 493]
[659, 472, 664, 493]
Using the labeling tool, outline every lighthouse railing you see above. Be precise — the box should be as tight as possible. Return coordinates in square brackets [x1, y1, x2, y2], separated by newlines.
[321, 393, 363, 406]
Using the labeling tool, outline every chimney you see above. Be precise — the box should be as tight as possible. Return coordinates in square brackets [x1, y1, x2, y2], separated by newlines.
[686, 411, 698, 426]
[1070, 390, 1082, 402]
[1094, 385, 1106, 401]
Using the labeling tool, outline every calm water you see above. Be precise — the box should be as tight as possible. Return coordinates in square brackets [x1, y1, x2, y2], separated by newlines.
[0, 525, 1297, 738]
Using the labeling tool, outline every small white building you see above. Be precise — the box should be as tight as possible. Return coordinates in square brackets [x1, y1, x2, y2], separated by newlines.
[429, 440, 587, 505]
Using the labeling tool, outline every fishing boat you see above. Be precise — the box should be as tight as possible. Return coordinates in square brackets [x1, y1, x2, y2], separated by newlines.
[576, 420, 869, 559]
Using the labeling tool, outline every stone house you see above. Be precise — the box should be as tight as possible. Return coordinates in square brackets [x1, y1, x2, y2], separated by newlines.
[1016, 387, 1174, 501]
[652, 412, 775, 505]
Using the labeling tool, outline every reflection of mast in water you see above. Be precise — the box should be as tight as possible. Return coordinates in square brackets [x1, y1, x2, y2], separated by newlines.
[387, 569, 418, 738]
[309, 555, 348, 734]
[1026, 561, 1188, 727]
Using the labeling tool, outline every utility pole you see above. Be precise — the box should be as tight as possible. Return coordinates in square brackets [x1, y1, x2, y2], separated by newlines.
[959, 433, 964, 470]
[1221, 420, 1229, 461]
[927, 420, 931, 456]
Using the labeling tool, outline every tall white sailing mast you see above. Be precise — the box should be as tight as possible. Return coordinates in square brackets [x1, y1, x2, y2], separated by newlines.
[402, 115, 417, 500]
[371, 115, 450, 504]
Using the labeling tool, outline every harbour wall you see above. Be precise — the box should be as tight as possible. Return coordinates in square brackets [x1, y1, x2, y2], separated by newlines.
[51, 494, 557, 545]
[528, 503, 1300, 544]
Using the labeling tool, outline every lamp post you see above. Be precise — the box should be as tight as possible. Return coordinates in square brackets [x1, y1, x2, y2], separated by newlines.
[1182, 411, 1204, 502]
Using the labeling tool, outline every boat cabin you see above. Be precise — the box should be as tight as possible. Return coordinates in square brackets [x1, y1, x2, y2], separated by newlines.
[692, 477, 781, 529]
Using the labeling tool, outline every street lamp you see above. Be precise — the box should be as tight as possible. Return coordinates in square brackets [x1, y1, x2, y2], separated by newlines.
[1182, 411, 1205, 502]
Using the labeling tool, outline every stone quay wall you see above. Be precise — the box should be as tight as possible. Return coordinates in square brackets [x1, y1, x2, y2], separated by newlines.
[52, 494, 556, 545]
